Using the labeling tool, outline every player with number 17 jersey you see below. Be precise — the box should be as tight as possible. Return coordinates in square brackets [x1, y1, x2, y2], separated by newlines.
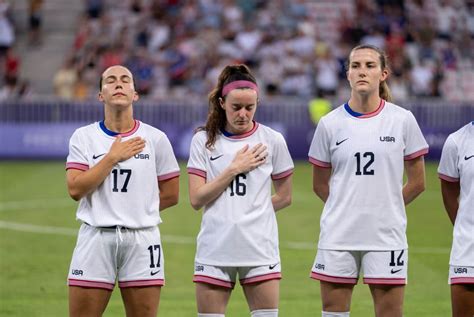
[66, 120, 180, 228]
[187, 123, 294, 266]
[309, 100, 429, 251]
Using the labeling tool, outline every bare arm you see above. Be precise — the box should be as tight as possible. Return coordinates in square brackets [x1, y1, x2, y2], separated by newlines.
[188, 144, 267, 210]
[271, 174, 292, 211]
[403, 156, 426, 205]
[312, 165, 331, 203]
[158, 176, 179, 211]
[440, 179, 460, 225]
[66, 136, 145, 200]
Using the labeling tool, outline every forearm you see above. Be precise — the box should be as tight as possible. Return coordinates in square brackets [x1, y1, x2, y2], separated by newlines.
[67, 155, 117, 200]
[402, 180, 425, 205]
[313, 186, 329, 203]
[271, 193, 291, 211]
[190, 166, 239, 210]
[441, 180, 460, 225]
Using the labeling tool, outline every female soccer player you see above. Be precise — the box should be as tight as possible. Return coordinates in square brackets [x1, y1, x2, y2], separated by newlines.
[187, 64, 294, 317]
[438, 121, 474, 317]
[308, 45, 428, 317]
[65, 65, 180, 317]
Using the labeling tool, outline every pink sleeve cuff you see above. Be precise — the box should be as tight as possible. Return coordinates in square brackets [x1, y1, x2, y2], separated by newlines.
[404, 148, 429, 160]
[438, 173, 459, 182]
[309, 157, 331, 168]
[272, 169, 293, 180]
[158, 171, 180, 181]
[65, 162, 89, 171]
[187, 168, 206, 178]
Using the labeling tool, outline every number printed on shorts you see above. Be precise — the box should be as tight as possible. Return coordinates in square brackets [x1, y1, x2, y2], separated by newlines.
[229, 173, 247, 196]
[148, 244, 161, 268]
[389, 250, 405, 267]
[112, 169, 132, 192]
[355, 152, 375, 175]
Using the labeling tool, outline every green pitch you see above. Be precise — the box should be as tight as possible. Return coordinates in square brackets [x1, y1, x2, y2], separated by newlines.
[0, 161, 452, 316]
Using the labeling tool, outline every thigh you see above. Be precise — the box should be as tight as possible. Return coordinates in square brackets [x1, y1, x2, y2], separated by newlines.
[369, 284, 405, 317]
[196, 282, 232, 314]
[362, 250, 407, 285]
[68, 224, 117, 290]
[451, 284, 474, 317]
[242, 279, 279, 311]
[310, 249, 360, 284]
[69, 286, 112, 317]
[320, 281, 355, 312]
[120, 286, 161, 317]
[118, 227, 165, 288]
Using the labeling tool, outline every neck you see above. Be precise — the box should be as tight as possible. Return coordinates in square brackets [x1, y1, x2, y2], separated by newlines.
[348, 93, 381, 113]
[103, 106, 134, 133]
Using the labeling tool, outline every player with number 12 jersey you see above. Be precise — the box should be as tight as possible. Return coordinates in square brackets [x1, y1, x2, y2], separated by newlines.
[309, 100, 428, 251]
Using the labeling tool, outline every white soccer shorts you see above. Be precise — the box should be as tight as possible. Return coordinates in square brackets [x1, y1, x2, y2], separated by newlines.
[310, 249, 408, 285]
[193, 262, 281, 289]
[68, 223, 165, 290]
[449, 265, 474, 285]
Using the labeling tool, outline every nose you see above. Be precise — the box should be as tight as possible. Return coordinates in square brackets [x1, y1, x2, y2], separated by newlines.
[238, 108, 248, 117]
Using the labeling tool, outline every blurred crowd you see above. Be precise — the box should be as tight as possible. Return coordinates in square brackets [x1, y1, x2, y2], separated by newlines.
[2, 0, 474, 102]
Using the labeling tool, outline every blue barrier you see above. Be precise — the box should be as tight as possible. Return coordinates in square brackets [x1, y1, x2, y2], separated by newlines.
[0, 101, 472, 160]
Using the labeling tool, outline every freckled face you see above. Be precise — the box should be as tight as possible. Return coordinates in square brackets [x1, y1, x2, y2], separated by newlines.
[220, 88, 258, 135]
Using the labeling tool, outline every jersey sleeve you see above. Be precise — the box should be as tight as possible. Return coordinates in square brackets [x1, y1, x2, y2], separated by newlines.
[271, 132, 294, 180]
[308, 119, 331, 167]
[438, 134, 460, 182]
[66, 129, 89, 171]
[155, 134, 180, 181]
[187, 132, 207, 178]
[403, 111, 429, 160]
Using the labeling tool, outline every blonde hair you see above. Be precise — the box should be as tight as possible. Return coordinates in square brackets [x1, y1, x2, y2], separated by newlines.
[347, 44, 393, 102]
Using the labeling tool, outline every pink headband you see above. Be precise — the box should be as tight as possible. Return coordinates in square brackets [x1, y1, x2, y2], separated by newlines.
[222, 80, 258, 96]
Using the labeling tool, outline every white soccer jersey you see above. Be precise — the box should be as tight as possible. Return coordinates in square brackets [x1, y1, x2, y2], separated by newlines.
[308, 100, 429, 250]
[438, 122, 474, 267]
[66, 120, 180, 228]
[187, 122, 294, 266]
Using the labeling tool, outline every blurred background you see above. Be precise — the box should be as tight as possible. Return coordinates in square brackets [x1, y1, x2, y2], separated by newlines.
[1, 0, 474, 160]
[1, 0, 473, 161]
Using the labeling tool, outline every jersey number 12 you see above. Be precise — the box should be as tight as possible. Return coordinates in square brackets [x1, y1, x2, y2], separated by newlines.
[354, 152, 375, 175]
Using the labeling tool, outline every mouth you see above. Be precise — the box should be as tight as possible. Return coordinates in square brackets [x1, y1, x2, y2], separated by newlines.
[113, 92, 126, 97]
[357, 80, 369, 85]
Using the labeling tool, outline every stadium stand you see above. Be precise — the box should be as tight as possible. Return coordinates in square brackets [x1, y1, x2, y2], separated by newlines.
[2, 0, 473, 102]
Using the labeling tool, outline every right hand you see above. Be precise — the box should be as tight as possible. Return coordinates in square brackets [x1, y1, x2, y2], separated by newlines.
[107, 135, 146, 163]
[230, 143, 268, 175]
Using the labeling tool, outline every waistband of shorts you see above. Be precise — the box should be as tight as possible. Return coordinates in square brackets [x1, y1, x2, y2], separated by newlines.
[83, 222, 131, 230]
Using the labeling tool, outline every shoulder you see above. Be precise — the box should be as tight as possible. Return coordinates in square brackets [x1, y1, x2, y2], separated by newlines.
[320, 104, 346, 124]
[190, 130, 208, 145]
[255, 123, 286, 143]
[71, 122, 97, 139]
[137, 121, 169, 140]
[447, 123, 471, 145]
[383, 102, 415, 119]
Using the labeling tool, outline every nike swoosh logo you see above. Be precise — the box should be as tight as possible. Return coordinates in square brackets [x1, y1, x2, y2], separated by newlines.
[92, 153, 106, 159]
[210, 155, 223, 161]
[465, 155, 474, 160]
[391, 268, 402, 274]
[150, 270, 161, 276]
[269, 264, 278, 270]
[336, 138, 348, 146]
